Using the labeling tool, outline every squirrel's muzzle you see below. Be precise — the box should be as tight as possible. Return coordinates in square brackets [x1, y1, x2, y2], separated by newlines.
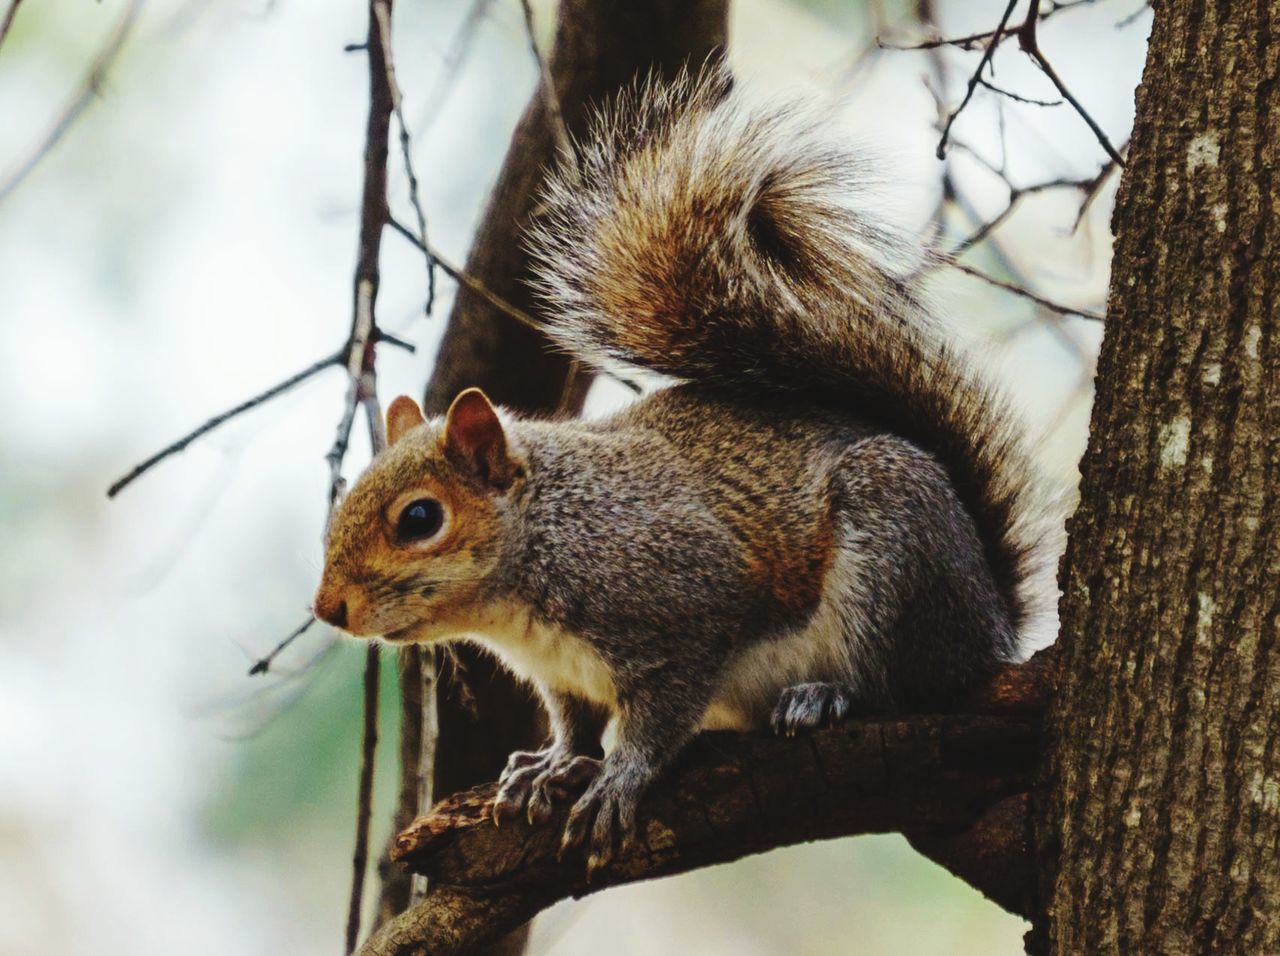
[313, 590, 348, 629]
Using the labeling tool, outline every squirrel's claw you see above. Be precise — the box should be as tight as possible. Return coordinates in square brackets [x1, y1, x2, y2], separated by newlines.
[495, 748, 601, 828]
[493, 765, 540, 826]
[528, 755, 600, 825]
[770, 682, 861, 736]
[560, 770, 638, 877]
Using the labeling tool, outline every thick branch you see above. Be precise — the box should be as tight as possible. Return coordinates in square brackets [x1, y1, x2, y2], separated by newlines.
[359, 653, 1053, 956]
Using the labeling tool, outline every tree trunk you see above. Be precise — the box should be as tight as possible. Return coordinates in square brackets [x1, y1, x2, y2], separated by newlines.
[1035, 3, 1279, 952]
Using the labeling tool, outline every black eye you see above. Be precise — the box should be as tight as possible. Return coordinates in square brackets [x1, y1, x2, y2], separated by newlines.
[396, 498, 444, 542]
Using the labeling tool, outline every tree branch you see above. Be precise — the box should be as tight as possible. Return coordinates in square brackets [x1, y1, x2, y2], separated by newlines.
[0, 0, 142, 203]
[357, 651, 1055, 956]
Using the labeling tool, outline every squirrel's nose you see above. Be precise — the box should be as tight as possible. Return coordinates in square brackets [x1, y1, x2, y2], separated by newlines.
[314, 593, 348, 629]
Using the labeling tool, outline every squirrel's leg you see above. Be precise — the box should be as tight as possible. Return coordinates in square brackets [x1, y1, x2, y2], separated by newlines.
[560, 675, 710, 874]
[493, 690, 604, 826]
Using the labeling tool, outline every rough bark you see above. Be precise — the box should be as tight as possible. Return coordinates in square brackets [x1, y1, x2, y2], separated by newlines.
[356, 654, 1052, 956]
[1034, 3, 1280, 953]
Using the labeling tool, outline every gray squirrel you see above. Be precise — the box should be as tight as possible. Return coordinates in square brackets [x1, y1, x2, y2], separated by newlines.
[313, 68, 1056, 872]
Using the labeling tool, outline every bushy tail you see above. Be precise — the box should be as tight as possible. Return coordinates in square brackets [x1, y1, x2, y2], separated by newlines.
[526, 68, 1054, 639]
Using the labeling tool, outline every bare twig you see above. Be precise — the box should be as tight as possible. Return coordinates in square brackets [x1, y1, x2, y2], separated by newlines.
[1016, 1, 1126, 167]
[340, 0, 402, 948]
[951, 261, 1104, 321]
[977, 76, 1063, 107]
[883, 0, 1102, 52]
[248, 616, 318, 676]
[520, 0, 572, 158]
[107, 350, 343, 498]
[1071, 145, 1126, 230]
[347, 644, 382, 955]
[935, 0, 1019, 159]
[387, 217, 543, 332]
[372, 0, 436, 316]
[0, 0, 142, 203]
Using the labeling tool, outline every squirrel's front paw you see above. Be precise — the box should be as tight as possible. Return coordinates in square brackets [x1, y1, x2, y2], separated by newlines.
[526, 755, 601, 825]
[494, 749, 599, 826]
[560, 771, 640, 876]
[771, 682, 860, 735]
[493, 748, 557, 825]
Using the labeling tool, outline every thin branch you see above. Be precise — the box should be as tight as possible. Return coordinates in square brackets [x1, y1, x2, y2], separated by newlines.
[341, 0, 399, 948]
[1016, 3, 1127, 167]
[107, 350, 342, 498]
[0, 0, 142, 203]
[248, 615, 318, 676]
[347, 644, 382, 955]
[416, 0, 497, 135]
[387, 217, 543, 333]
[1115, 1, 1152, 29]
[387, 218, 644, 396]
[372, 0, 436, 316]
[1071, 146, 1125, 230]
[520, 0, 572, 158]
[977, 76, 1062, 107]
[951, 174, 1095, 256]
[951, 261, 1104, 321]
[0, 0, 22, 50]
[883, 0, 1102, 52]
[935, 0, 1019, 159]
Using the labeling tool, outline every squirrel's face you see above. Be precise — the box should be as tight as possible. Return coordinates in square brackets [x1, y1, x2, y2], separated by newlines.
[313, 389, 525, 643]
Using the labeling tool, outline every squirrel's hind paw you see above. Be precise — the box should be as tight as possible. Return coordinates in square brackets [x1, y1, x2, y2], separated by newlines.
[771, 682, 861, 736]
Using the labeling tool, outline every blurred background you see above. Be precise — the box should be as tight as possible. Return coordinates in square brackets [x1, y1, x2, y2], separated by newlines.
[0, 1, 1149, 953]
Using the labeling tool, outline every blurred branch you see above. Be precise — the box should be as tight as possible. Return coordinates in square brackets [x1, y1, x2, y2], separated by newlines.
[357, 651, 1056, 956]
[0, 0, 142, 203]
[0, 0, 22, 51]
[519, 0, 572, 158]
[883, 0, 1103, 52]
[416, 0, 497, 134]
[348, 645, 382, 955]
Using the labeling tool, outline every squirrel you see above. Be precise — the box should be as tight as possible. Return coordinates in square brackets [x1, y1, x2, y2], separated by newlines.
[313, 68, 1056, 872]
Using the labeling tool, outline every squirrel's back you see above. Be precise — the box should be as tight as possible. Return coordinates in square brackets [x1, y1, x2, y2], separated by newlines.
[528, 67, 1056, 643]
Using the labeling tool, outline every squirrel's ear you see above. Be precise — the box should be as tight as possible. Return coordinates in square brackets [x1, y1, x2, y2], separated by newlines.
[386, 395, 425, 446]
[443, 388, 521, 490]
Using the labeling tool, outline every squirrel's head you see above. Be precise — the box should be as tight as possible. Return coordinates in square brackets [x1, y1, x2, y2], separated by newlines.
[313, 388, 525, 642]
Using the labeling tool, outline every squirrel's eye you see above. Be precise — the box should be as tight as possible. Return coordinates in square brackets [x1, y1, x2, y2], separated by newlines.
[396, 498, 444, 542]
